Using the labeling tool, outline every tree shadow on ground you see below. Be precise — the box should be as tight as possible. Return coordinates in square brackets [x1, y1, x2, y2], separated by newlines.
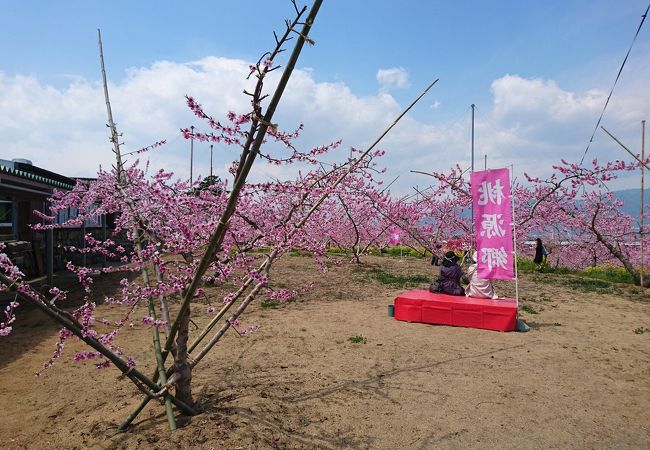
[0, 268, 138, 369]
[525, 321, 563, 330]
[179, 343, 527, 450]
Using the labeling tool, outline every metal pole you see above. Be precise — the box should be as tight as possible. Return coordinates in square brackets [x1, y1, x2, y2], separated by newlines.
[101, 214, 107, 268]
[601, 126, 650, 171]
[210, 144, 214, 178]
[81, 222, 86, 267]
[471, 104, 475, 173]
[190, 125, 194, 184]
[46, 200, 53, 286]
[642, 120, 646, 291]
[484, 154, 487, 170]
[510, 164, 520, 307]
[471, 104, 475, 251]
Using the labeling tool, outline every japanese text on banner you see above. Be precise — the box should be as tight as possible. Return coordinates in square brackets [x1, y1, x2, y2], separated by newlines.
[470, 168, 514, 280]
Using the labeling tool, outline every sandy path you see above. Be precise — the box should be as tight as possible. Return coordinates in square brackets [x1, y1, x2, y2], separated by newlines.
[1, 255, 648, 449]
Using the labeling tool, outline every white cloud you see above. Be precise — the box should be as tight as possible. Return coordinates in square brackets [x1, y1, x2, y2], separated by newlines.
[1, 58, 648, 197]
[491, 75, 605, 122]
[487, 74, 649, 159]
[376, 67, 409, 90]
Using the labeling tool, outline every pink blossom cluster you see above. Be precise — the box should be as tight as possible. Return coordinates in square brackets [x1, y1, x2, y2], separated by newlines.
[141, 316, 167, 329]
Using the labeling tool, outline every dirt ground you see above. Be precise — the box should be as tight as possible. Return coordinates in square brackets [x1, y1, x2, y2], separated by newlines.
[0, 254, 649, 449]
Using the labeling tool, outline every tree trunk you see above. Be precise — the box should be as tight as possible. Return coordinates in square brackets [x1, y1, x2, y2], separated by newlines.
[173, 308, 193, 407]
[591, 215, 650, 287]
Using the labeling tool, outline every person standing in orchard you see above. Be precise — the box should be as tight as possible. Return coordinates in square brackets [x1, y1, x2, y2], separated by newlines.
[534, 238, 549, 271]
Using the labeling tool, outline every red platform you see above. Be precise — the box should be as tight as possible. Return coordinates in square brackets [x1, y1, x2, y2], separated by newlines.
[394, 289, 517, 332]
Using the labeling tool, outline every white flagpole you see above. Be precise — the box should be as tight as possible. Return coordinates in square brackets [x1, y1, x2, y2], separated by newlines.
[510, 164, 520, 308]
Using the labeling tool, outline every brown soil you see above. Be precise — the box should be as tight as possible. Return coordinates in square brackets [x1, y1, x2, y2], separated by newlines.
[1, 255, 649, 449]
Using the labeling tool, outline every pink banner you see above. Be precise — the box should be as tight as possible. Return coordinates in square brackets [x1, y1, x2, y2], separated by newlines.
[388, 227, 401, 245]
[471, 168, 514, 280]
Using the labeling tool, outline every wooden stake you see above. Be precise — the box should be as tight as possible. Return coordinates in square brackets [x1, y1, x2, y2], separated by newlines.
[0, 273, 196, 417]
[98, 29, 178, 431]
[119, 0, 321, 430]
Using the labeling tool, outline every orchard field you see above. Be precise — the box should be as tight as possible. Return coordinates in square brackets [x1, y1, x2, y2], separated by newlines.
[2, 2, 650, 449]
[1, 254, 648, 449]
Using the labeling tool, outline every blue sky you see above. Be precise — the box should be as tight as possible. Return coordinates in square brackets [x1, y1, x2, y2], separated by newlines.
[1, 0, 649, 195]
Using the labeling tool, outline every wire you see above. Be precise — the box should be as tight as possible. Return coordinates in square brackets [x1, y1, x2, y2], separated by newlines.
[579, 2, 650, 165]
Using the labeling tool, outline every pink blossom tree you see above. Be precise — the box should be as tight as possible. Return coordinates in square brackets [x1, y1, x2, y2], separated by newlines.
[0, 0, 327, 431]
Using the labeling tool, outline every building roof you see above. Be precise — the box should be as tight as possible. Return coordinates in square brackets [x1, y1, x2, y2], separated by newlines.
[0, 159, 75, 191]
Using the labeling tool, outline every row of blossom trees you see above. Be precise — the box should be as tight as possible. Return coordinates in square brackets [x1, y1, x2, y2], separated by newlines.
[0, 0, 647, 436]
[362, 158, 647, 283]
[311, 156, 647, 282]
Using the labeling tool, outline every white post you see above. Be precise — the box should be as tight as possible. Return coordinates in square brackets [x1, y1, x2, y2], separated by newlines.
[190, 125, 195, 184]
[210, 144, 214, 179]
[510, 164, 520, 307]
[470, 104, 475, 251]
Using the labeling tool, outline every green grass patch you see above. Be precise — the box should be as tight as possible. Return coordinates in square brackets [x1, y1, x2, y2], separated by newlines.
[260, 300, 281, 308]
[380, 245, 427, 258]
[516, 256, 570, 274]
[357, 266, 429, 288]
[562, 277, 613, 293]
[580, 264, 636, 284]
[516, 256, 537, 273]
[519, 257, 638, 287]
[520, 304, 538, 314]
[325, 246, 347, 254]
[633, 327, 650, 335]
[348, 335, 367, 344]
[373, 270, 429, 287]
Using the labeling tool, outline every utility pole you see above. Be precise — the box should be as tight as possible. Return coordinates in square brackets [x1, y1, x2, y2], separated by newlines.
[471, 104, 475, 173]
[210, 144, 214, 178]
[471, 104, 475, 250]
[190, 125, 195, 184]
[642, 120, 646, 291]
[601, 123, 648, 289]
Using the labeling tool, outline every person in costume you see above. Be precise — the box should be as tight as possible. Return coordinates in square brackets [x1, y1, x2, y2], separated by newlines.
[465, 251, 498, 299]
[438, 250, 465, 296]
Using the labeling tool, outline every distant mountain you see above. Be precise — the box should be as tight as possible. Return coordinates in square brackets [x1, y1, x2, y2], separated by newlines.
[612, 188, 650, 217]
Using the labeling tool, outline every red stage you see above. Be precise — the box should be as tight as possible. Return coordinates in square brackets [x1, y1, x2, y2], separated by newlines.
[393, 289, 517, 332]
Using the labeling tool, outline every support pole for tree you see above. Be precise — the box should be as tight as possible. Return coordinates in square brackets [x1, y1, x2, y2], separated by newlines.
[163, 0, 322, 359]
[0, 273, 197, 417]
[601, 123, 649, 288]
[122, 65, 439, 433]
[193, 76, 441, 357]
[119, 0, 323, 431]
[98, 28, 178, 431]
[601, 126, 650, 171]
